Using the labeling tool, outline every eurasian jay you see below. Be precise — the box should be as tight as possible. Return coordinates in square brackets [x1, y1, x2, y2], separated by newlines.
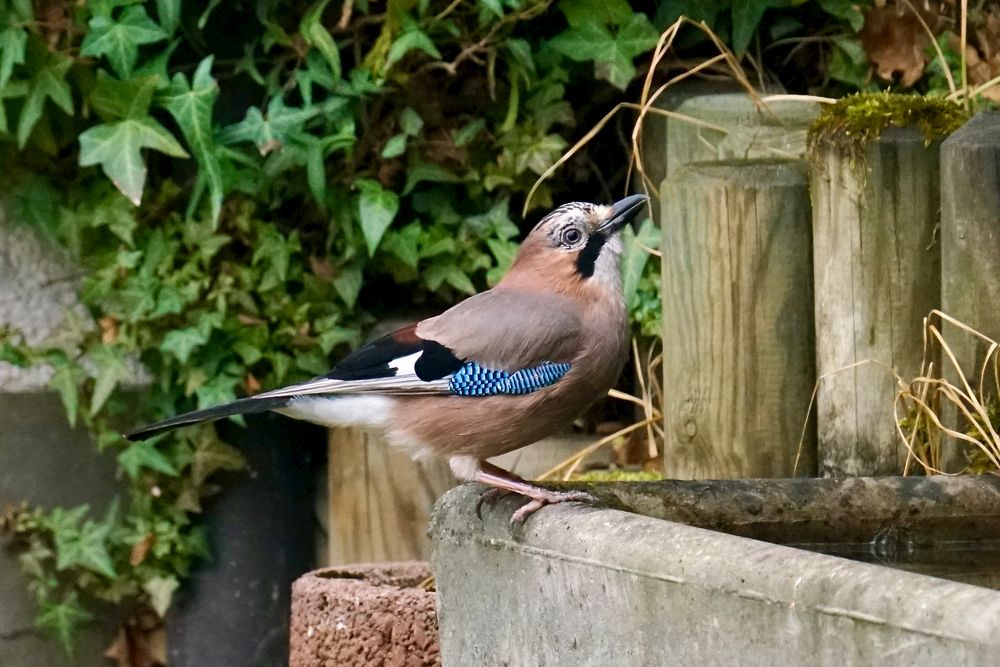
[127, 194, 648, 522]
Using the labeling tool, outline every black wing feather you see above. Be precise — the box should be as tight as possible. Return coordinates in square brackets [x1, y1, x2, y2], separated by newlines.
[326, 324, 463, 382]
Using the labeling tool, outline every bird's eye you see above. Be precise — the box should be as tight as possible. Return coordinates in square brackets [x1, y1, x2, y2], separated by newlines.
[561, 227, 583, 246]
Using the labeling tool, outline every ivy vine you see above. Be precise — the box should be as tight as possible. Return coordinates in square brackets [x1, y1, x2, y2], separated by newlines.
[0, 0, 668, 653]
[0, 0, 944, 655]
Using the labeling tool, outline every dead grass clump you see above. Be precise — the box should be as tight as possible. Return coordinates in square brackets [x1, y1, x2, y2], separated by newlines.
[896, 310, 1000, 476]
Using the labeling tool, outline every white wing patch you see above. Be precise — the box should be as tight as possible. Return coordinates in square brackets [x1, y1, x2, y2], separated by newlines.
[276, 395, 393, 429]
[389, 351, 422, 377]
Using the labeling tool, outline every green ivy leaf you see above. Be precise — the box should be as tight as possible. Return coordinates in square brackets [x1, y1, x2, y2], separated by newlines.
[81, 6, 169, 78]
[36, 593, 93, 656]
[0, 80, 27, 135]
[381, 221, 421, 269]
[381, 133, 407, 158]
[829, 36, 870, 88]
[190, 430, 245, 486]
[331, 262, 363, 307]
[89, 345, 129, 417]
[159, 56, 224, 224]
[385, 19, 441, 70]
[155, 0, 182, 35]
[550, 22, 611, 63]
[486, 237, 517, 284]
[301, 0, 342, 80]
[0, 27, 27, 89]
[143, 575, 179, 617]
[819, 0, 865, 33]
[55, 520, 117, 578]
[479, 0, 503, 19]
[252, 226, 299, 291]
[219, 96, 322, 155]
[549, 14, 658, 90]
[89, 71, 158, 121]
[620, 216, 660, 311]
[118, 439, 180, 478]
[48, 364, 82, 428]
[132, 40, 179, 84]
[731, 0, 774, 57]
[17, 54, 73, 148]
[557, 0, 632, 27]
[356, 179, 399, 255]
[452, 118, 486, 147]
[78, 116, 188, 205]
[402, 161, 462, 195]
[194, 374, 240, 410]
[443, 265, 477, 295]
[399, 107, 424, 135]
[161, 326, 209, 364]
[423, 262, 476, 294]
[295, 349, 329, 375]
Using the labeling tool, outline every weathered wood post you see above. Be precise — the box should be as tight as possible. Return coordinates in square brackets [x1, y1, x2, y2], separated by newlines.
[665, 94, 820, 176]
[325, 427, 455, 565]
[941, 112, 1000, 382]
[661, 160, 816, 479]
[810, 125, 945, 476]
[321, 430, 601, 565]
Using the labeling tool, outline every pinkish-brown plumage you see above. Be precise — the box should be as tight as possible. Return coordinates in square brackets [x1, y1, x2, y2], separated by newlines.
[125, 195, 648, 523]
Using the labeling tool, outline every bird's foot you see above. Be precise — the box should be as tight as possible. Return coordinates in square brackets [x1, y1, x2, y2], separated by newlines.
[469, 460, 598, 525]
[509, 488, 597, 525]
[475, 487, 515, 519]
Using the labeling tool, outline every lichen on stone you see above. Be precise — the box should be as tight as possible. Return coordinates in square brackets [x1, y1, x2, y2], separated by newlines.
[808, 92, 968, 152]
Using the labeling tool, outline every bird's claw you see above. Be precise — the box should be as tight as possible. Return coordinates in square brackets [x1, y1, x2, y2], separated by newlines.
[509, 488, 597, 525]
[475, 487, 515, 519]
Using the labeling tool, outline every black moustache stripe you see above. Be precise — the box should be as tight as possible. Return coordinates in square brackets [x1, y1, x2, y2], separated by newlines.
[575, 232, 606, 278]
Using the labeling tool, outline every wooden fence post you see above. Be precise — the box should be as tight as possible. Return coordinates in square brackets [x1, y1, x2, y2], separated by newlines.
[325, 427, 456, 565]
[661, 159, 816, 479]
[810, 128, 941, 476]
[941, 112, 1000, 381]
[665, 94, 819, 177]
[320, 431, 605, 565]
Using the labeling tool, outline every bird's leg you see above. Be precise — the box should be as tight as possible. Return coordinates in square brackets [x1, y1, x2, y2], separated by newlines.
[472, 461, 597, 524]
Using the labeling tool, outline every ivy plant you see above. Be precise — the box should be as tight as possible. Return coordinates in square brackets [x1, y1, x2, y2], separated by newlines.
[0, 0, 665, 653]
[1, 0, 954, 655]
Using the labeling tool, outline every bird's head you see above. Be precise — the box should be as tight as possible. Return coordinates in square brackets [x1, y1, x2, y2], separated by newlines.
[501, 194, 649, 294]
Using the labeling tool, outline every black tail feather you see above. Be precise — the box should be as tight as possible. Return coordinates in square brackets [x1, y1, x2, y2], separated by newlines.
[125, 396, 292, 441]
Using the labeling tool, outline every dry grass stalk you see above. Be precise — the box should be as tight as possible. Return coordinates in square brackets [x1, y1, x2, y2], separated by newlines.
[538, 338, 663, 481]
[896, 310, 1000, 475]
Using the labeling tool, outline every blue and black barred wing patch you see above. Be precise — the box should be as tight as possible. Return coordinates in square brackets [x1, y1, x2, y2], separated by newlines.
[448, 361, 572, 397]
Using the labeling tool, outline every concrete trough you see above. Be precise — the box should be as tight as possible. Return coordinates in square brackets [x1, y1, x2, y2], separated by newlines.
[430, 479, 1000, 666]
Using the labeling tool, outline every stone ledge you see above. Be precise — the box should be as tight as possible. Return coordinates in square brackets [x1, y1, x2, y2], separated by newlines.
[430, 484, 1000, 666]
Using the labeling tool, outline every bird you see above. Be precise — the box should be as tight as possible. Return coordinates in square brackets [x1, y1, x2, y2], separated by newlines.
[126, 193, 649, 523]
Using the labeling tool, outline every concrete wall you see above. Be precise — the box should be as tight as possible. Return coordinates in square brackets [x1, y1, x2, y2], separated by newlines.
[431, 485, 1000, 666]
[0, 206, 121, 666]
[0, 204, 86, 391]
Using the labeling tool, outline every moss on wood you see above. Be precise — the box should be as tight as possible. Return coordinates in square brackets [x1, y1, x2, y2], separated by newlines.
[808, 92, 968, 153]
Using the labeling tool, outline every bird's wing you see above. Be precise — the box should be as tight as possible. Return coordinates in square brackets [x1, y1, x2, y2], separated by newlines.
[125, 289, 582, 440]
[252, 323, 458, 399]
[257, 289, 583, 400]
[416, 288, 582, 371]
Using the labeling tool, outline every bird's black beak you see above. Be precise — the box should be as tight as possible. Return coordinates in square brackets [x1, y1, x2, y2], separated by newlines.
[596, 194, 649, 235]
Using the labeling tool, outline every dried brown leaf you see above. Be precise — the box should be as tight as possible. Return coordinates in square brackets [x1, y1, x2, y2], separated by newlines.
[308, 255, 334, 282]
[99, 316, 119, 344]
[861, 4, 933, 87]
[129, 533, 155, 567]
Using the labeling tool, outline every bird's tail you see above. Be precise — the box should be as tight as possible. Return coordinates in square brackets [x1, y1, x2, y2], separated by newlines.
[124, 396, 292, 441]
